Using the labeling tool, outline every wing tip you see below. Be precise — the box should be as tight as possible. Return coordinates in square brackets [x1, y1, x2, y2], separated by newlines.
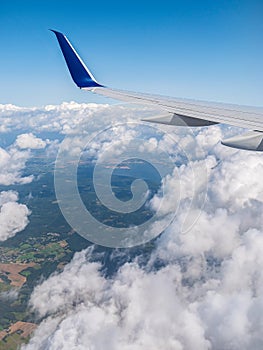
[49, 29, 62, 36]
[50, 29, 103, 89]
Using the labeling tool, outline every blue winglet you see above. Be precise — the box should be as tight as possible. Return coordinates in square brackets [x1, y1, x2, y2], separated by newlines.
[50, 30, 102, 88]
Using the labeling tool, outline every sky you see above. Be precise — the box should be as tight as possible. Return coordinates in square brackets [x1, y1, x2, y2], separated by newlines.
[0, 0, 262, 107]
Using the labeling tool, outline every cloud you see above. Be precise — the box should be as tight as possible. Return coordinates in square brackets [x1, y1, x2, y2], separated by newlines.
[0, 191, 30, 241]
[0, 145, 33, 185]
[0, 102, 159, 135]
[23, 249, 210, 350]
[0, 132, 50, 185]
[15, 133, 48, 149]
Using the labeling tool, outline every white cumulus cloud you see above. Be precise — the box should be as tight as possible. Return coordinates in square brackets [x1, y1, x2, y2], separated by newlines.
[15, 133, 48, 149]
[0, 191, 31, 241]
[0, 145, 33, 185]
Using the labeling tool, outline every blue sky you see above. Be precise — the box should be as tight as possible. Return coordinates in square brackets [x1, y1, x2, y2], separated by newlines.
[0, 0, 262, 107]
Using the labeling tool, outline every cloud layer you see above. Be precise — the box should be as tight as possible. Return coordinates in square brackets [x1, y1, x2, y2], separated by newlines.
[1, 102, 263, 349]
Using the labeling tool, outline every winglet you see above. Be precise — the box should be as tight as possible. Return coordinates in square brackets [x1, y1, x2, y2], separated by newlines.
[50, 30, 103, 88]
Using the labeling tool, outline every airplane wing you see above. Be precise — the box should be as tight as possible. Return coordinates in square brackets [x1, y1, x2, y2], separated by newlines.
[51, 30, 263, 151]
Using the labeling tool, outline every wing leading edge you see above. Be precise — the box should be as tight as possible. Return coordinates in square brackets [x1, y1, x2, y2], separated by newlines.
[51, 30, 263, 151]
